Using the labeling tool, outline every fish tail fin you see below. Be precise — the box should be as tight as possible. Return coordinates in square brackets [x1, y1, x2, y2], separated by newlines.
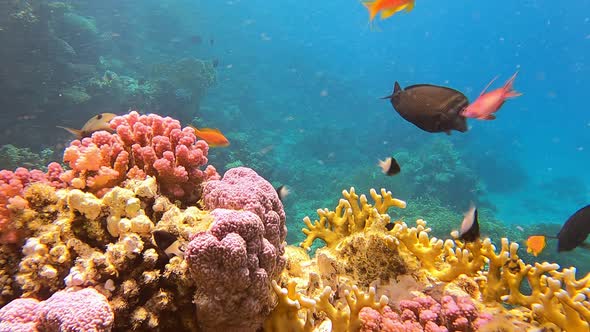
[57, 126, 82, 138]
[362, 1, 378, 29]
[407, 0, 416, 11]
[504, 70, 522, 98]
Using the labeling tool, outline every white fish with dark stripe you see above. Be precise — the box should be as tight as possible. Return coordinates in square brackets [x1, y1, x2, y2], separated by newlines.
[459, 205, 480, 242]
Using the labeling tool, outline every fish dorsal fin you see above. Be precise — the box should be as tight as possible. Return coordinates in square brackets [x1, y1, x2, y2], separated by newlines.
[381, 82, 402, 100]
[479, 76, 499, 96]
[57, 126, 83, 138]
[406, 1, 415, 11]
[198, 127, 222, 134]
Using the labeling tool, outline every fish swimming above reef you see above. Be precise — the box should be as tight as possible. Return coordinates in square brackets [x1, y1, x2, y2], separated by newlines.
[189, 125, 230, 147]
[383, 82, 469, 134]
[462, 71, 522, 120]
[458, 205, 480, 242]
[57, 113, 117, 139]
[276, 185, 290, 201]
[363, 0, 416, 23]
[378, 156, 401, 176]
[525, 235, 546, 256]
[526, 205, 590, 255]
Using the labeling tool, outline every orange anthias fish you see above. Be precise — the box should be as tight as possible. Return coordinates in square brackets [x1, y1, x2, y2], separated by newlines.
[189, 125, 230, 147]
[462, 71, 522, 120]
[526, 235, 546, 257]
[363, 0, 415, 22]
[58, 113, 117, 139]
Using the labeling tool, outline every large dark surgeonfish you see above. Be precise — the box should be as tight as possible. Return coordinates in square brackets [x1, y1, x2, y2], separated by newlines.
[556, 204, 590, 252]
[383, 82, 469, 134]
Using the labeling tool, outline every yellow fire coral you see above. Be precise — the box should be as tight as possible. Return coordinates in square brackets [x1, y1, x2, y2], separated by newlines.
[294, 187, 590, 331]
[265, 280, 388, 332]
[300, 188, 406, 250]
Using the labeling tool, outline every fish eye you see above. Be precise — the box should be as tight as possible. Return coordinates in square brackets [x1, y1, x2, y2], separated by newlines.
[97, 114, 103, 119]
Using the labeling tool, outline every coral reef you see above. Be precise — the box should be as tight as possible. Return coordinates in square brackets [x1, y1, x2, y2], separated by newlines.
[60, 111, 219, 201]
[0, 145, 54, 171]
[186, 167, 287, 331]
[358, 295, 493, 331]
[0, 287, 113, 332]
[265, 187, 590, 331]
[0, 108, 588, 332]
[0, 164, 65, 244]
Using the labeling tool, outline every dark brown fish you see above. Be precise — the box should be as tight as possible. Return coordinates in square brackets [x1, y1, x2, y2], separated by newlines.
[378, 157, 401, 176]
[556, 205, 590, 252]
[58, 113, 117, 139]
[383, 82, 469, 134]
[459, 205, 480, 242]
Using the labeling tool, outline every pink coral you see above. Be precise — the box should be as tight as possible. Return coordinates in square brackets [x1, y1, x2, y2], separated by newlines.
[0, 298, 41, 332]
[0, 288, 113, 332]
[186, 209, 279, 332]
[60, 111, 219, 202]
[0, 163, 65, 244]
[360, 295, 492, 332]
[186, 168, 287, 331]
[38, 288, 114, 332]
[203, 166, 286, 259]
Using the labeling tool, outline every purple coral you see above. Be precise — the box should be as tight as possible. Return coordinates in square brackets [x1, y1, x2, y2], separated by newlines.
[186, 209, 279, 331]
[186, 167, 287, 331]
[360, 295, 493, 332]
[0, 288, 113, 332]
[0, 298, 41, 332]
[203, 166, 287, 257]
[38, 288, 114, 332]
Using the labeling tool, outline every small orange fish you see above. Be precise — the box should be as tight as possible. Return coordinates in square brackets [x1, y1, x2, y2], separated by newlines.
[58, 113, 117, 139]
[189, 126, 230, 147]
[526, 235, 546, 256]
[363, 0, 415, 23]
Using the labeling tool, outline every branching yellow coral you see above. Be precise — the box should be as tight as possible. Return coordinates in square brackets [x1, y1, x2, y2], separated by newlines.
[300, 188, 406, 250]
[265, 280, 388, 332]
[298, 188, 590, 332]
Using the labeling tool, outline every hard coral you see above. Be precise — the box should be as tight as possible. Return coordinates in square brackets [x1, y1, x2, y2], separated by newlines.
[0, 298, 40, 332]
[187, 167, 287, 332]
[203, 166, 287, 269]
[0, 288, 113, 332]
[61, 111, 219, 202]
[38, 288, 114, 332]
[0, 163, 65, 244]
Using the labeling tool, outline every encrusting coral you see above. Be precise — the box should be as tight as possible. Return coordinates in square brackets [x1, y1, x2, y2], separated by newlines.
[265, 187, 590, 332]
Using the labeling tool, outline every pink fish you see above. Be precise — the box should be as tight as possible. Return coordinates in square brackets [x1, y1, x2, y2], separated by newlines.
[462, 71, 522, 120]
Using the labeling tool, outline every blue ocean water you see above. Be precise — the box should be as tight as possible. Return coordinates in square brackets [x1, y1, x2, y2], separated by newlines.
[0, 0, 588, 273]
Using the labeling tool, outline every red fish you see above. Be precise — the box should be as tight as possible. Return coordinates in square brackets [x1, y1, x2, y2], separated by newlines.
[462, 71, 522, 120]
